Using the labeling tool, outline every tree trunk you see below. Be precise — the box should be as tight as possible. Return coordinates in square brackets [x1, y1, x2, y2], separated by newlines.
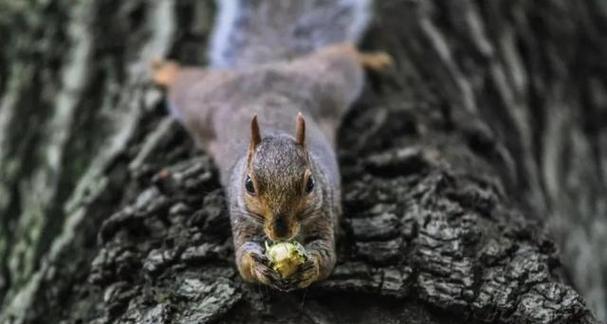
[0, 0, 605, 323]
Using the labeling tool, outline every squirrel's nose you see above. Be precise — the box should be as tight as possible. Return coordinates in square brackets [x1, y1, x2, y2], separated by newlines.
[273, 217, 288, 239]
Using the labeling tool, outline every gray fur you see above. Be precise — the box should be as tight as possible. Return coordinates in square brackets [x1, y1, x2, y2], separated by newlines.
[210, 0, 372, 67]
[164, 0, 372, 290]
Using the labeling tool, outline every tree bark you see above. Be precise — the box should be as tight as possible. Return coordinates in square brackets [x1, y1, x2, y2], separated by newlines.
[0, 0, 605, 323]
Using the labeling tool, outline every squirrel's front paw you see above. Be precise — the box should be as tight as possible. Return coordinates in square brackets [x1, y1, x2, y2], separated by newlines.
[245, 251, 291, 291]
[284, 256, 320, 290]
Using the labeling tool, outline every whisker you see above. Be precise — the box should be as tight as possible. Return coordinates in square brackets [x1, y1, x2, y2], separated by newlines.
[230, 209, 265, 223]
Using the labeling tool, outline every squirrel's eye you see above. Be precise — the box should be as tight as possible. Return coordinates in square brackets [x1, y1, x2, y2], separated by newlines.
[305, 175, 315, 194]
[245, 175, 256, 195]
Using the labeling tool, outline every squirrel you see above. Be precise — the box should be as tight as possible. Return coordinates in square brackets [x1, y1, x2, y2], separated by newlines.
[152, 0, 391, 291]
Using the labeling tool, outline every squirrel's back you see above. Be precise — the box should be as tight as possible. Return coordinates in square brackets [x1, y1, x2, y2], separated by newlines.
[209, 0, 372, 68]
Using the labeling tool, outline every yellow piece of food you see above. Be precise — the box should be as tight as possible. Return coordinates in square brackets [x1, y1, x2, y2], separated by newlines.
[265, 241, 306, 278]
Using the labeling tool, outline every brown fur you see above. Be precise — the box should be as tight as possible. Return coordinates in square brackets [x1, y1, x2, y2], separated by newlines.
[152, 43, 391, 290]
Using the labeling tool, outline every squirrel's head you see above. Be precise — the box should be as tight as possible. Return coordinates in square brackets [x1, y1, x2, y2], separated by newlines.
[243, 113, 318, 241]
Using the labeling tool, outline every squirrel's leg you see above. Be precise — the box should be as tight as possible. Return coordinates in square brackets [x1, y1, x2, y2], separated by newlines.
[283, 43, 392, 141]
[235, 242, 288, 290]
[287, 233, 336, 289]
[149, 60, 222, 144]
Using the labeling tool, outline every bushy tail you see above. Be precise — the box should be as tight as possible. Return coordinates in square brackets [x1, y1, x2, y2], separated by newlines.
[209, 0, 372, 68]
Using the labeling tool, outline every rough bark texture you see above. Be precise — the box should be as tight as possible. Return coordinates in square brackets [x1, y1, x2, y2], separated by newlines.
[0, 0, 605, 323]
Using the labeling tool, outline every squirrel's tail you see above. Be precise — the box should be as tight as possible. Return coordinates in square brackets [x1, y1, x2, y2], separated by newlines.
[209, 0, 372, 68]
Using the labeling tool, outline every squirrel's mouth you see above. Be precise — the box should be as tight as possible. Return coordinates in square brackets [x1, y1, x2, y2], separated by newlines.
[264, 221, 301, 242]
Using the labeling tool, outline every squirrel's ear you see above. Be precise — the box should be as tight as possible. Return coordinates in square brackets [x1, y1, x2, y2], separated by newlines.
[295, 112, 305, 146]
[250, 114, 262, 149]
[248, 115, 262, 165]
[248, 115, 261, 160]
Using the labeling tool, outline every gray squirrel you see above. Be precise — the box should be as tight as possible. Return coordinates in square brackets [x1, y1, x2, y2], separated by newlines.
[152, 0, 391, 291]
